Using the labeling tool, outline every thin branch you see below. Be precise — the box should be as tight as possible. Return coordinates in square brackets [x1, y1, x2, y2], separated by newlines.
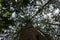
[31, 0, 52, 19]
[48, 23, 60, 26]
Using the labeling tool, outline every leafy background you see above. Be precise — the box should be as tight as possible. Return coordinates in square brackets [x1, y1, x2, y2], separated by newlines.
[0, 0, 60, 40]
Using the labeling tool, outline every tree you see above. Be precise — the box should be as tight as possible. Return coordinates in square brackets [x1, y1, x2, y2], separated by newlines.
[0, 0, 60, 40]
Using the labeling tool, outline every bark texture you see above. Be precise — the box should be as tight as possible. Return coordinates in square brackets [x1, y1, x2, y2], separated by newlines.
[19, 26, 47, 40]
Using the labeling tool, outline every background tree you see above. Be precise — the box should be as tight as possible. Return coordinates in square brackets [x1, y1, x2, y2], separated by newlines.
[0, 0, 60, 40]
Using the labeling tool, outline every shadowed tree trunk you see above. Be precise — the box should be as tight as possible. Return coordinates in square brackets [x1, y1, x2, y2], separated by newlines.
[19, 24, 47, 40]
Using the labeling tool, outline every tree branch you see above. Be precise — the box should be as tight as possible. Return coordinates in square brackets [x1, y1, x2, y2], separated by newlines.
[31, 0, 53, 19]
[47, 23, 60, 26]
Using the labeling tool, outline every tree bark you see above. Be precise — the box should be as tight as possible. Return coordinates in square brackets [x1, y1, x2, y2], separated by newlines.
[19, 26, 47, 40]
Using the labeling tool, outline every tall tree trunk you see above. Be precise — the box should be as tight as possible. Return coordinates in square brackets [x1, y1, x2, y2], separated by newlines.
[19, 25, 47, 40]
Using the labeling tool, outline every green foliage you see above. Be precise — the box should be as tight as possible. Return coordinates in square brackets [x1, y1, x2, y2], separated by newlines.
[0, 0, 12, 32]
[12, 0, 31, 7]
[20, 0, 30, 6]
[0, 0, 3, 8]
[17, 0, 30, 6]
[0, 0, 31, 32]
[0, 0, 60, 40]
[23, 16, 32, 23]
